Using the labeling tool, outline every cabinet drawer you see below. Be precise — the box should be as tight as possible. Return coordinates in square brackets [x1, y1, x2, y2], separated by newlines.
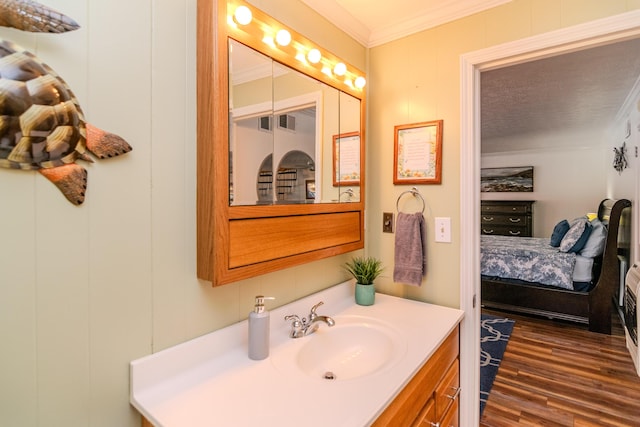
[480, 214, 528, 226]
[481, 203, 532, 214]
[412, 398, 435, 427]
[481, 225, 528, 236]
[440, 396, 459, 427]
[435, 358, 459, 420]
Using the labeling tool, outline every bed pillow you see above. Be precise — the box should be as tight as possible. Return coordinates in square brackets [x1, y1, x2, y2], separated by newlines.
[559, 217, 593, 253]
[579, 218, 607, 258]
[550, 219, 571, 247]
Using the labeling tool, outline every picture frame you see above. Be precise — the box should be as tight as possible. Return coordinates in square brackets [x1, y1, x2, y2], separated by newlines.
[393, 120, 443, 185]
[305, 180, 316, 200]
[332, 132, 361, 186]
[480, 166, 534, 192]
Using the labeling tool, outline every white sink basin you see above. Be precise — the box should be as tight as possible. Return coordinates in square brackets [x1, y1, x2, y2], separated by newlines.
[273, 315, 407, 381]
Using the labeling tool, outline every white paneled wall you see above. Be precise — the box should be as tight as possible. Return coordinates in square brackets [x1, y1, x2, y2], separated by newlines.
[0, 0, 152, 425]
[0, 1, 363, 426]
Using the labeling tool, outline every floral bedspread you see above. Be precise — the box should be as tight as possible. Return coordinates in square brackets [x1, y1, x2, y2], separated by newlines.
[480, 235, 576, 290]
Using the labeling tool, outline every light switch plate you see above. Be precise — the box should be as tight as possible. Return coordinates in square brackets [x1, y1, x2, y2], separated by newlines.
[383, 212, 394, 233]
[435, 217, 451, 242]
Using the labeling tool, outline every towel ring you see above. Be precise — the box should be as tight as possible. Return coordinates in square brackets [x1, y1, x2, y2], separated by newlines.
[396, 187, 426, 213]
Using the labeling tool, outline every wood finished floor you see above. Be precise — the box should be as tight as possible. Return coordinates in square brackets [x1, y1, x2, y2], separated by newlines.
[480, 309, 640, 427]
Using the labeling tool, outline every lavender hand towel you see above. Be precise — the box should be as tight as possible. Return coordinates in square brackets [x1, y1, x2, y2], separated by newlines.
[393, 212, 426, 286]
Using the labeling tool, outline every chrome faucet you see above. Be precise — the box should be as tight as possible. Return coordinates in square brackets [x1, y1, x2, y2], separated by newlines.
[284, 301, 335, 338]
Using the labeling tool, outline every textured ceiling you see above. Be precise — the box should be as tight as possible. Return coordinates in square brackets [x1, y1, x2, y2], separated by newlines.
[481, 38, 640, 152]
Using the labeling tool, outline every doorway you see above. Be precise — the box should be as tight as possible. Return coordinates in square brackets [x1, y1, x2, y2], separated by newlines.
[458, 11, 640, 426]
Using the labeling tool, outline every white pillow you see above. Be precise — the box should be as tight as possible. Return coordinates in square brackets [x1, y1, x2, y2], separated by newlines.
[579, 218, 607, 258]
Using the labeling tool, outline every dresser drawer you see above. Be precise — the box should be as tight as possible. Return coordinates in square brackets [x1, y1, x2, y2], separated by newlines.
[480, 214, 529, 227]
[481, 203, 531, 215]
[481, 225, 529, 236]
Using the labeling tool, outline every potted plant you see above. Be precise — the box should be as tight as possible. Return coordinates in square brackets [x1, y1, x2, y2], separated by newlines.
[344, 256, 383, 306]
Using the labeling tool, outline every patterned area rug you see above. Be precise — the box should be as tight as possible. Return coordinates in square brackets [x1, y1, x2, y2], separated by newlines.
[480, 313, 515, 415]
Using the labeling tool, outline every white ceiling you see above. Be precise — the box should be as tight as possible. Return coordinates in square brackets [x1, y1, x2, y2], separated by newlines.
[301, 0, 512, 47]
[302, 1, 640, 152]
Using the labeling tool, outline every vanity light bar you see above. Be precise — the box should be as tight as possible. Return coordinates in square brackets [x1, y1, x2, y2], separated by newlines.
[227, 0, 366, 96]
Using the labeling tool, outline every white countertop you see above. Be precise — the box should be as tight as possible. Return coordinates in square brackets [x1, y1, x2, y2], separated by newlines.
[130, 281, 464, 427]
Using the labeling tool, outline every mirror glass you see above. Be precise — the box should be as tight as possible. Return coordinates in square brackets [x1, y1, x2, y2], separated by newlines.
[228, 39, 361, 205]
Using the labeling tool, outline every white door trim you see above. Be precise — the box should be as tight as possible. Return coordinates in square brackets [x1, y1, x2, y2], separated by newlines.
[459, 10, 640, 426]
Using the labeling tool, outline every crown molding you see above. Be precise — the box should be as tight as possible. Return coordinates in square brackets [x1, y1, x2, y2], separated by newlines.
[302, 0, 512, 48]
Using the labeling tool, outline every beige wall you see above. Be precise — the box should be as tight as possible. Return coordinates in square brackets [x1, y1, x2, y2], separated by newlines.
[367, 0, 640, 308]
[482, 146, 609, 237]
[1, 0, 639, 426]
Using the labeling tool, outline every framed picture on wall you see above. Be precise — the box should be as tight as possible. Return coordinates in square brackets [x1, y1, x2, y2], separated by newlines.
[480, 166, 534, 192]
[333, 132, 361, 186]
[305, 180, 316, 199]
[393, 120, 443, 185]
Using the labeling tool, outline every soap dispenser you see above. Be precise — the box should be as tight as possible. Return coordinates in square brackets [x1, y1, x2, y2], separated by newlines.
[248, 295, 273, 360]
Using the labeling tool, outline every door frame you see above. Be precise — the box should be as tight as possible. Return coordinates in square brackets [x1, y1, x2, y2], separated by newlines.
[459, 10, 640, 426]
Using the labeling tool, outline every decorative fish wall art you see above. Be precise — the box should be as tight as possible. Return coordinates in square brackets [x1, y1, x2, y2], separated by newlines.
[0, 0, 132, 205]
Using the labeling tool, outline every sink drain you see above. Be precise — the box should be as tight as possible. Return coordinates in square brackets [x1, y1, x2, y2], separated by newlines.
[323, 371, 336, 380]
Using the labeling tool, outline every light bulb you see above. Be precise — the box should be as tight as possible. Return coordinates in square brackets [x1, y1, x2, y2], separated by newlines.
[275, 29, 291, 46]
[355, 76, 366, 89]
[307, 48, 321, 64]
[334, 62, 347, 76]
[234, 6, 252, 25]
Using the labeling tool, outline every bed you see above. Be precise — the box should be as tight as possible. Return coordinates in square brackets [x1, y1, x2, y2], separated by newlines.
[481, 198, 631, 334]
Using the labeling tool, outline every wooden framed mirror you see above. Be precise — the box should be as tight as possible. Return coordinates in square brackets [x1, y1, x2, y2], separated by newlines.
[197, 0, 366, 285]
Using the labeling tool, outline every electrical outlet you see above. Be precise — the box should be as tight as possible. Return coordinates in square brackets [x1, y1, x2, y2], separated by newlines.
[383, 212, 394, 233]
[435, 217, 451, 243]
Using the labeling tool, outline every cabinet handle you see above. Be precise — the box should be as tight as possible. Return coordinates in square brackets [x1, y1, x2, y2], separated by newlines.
[508, 217, 521, 223]
[482, 216, 494, 221]
[508, 230, 521, 236]
[446, 386, 461, 401]
[482, 229, 494, 234]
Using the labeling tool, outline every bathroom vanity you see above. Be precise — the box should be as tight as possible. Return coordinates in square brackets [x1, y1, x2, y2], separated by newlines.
[130, 282, 463, 426]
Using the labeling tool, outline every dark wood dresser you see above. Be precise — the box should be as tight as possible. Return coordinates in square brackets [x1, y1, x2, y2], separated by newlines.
[481, 200, 534, 237]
